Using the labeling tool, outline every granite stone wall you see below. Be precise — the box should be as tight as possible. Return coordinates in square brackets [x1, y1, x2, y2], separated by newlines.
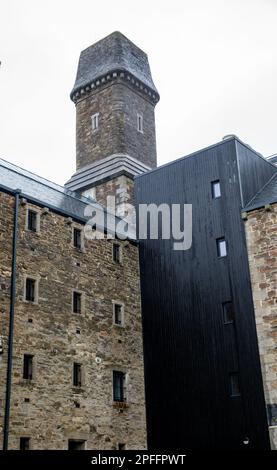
[245, 204, 277, 449]
[0, 190, 146, 450]
[93, 175, 135, 210]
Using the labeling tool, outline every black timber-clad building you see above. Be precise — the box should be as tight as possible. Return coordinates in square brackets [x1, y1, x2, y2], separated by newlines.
[135, 136, 277, 450]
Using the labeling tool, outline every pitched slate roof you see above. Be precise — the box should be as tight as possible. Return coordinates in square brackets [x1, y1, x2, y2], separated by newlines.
[243, 173, 277, 212]
[0, 158, 136, 240]
[70, 31, 159, 98]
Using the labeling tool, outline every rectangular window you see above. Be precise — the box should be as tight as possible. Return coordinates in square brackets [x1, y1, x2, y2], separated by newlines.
[73, 228, 82, 250]
[91, 113, 99, 131]
[113, 371, 126, 402]
[211, 180, 221, 199]
[222, 301, 234, 324]
[73, 363, 82, 387]
[137, 114, 143, 133]
[73, 292, 82, 314]
[216, 238, 227, 258]
[68, 439, 86, 450]
[20, 437, 30, 450]
[25, 278, 36, 302]
[27, 210, 38, 232]
[113, 243, 121, 263]
[114, 303, 123, 326]
[118, 443, 126, 450]
[230, 372, 241, 397]
[23, 354, 33, 380]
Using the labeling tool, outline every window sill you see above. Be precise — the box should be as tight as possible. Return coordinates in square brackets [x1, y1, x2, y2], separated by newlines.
[22, 299, 38, 305]
[73, 247, 85, 253]
[19, 379, 35, 386]
[72, 387, 85, 394]
[113, 401, 129, 410]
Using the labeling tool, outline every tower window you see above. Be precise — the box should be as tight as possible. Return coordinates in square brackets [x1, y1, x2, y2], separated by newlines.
[113, 371, 126, 402]
[211, 180, 221, 199]
[73, 228, 82, 250]
[137, 114, 143, 133]
[222, 301, 234, 324]
[25, 278, 36, 302]
[20, 437, 30, 450]
[73, 292, 82, 314]
[27, 210, 38, 232]
[112, 243, 121, 263]
[230, 372, 241, 397]
[68, 439, 86, 450]
[216, 238, 227, 258]
[23, 354, 33, 380]
[73, 363, 82, 387]
[114, 303, 124, 326]
[91, 113, 99, 132]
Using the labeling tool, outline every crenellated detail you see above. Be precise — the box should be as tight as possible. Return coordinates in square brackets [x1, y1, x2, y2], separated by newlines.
[70, 69, 159, 105]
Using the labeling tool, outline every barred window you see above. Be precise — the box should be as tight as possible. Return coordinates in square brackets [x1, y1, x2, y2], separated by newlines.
[113, 371, 126, 402]
[25, 278, 36, 302]
[27, 210, 38, 232]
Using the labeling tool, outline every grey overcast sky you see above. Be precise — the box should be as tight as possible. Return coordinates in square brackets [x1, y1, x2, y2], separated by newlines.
[0, 0, 276, 185]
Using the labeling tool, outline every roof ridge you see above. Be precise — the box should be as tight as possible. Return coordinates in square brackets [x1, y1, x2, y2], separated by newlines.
[0, 157, 66, 190]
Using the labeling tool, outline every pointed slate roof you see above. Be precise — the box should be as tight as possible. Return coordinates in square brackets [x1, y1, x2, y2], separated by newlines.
[70, 31, 159, 99]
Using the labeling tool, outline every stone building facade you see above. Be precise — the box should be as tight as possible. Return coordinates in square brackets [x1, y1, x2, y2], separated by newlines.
[0, 184, 146, 450]
[244, 195, 277, 449]
[0, 30, 161, 450]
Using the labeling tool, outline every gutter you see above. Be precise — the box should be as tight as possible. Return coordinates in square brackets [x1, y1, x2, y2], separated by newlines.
[3, 189, 21, 450]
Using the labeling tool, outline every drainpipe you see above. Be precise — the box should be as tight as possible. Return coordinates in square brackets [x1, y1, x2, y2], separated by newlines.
[3, 189, 21, 450]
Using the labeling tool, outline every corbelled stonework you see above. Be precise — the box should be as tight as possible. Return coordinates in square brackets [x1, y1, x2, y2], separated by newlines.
[0, 191, 146, 449]
[245, 204, 277, 449]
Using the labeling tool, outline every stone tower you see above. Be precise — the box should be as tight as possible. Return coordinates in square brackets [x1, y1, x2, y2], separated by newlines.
[66, 32, 159, 207]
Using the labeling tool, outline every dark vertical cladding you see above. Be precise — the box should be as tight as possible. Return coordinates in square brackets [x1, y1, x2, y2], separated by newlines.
[135, 138, 270, 450]
[235, 140, 277, 207]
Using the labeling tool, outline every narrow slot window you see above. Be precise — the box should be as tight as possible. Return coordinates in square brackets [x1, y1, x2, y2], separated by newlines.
[113, 371, 126, 402]
[73, 292, 82, 314]
[91, 113, 99, 132]
[217, 238, 227, 258]
[114, 304, 123, 326]
[23, 354, 33, 380]
[20, 437, 30, 450]
[211, 180, 221, 199]
[222, 301, 234, 324]
[73, 228, 82, 250]
[137, 114, 143, 133]
[25, 278, 36, 302]
[28, 210, 38, 232]
[73, 363, 82, 387]
[113, 243, 121, 263]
